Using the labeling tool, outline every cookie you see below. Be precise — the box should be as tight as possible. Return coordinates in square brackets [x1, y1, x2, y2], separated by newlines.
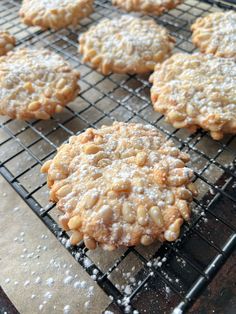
[191, 11, 236, 58]
[112, 0, 182, 15]
[79, 15, 175, 75]
[19, 0, 94, 30]
[150, 53, 236, 140]
[0, 48, 80, 120]
[0, 31, 15, 56]
[41, 122, 197, 250]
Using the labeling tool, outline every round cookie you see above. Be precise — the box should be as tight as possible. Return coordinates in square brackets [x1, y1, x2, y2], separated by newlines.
[0, 48, 80, 120]
[112, 0, 182, 15]
[41, 122, 197, 251]
[79, 15, 175, 75]
[19, 0, 94, 30]
[191, 11, 236, 58]
[0, 31, 15, 56]
[150, 53, 236, 140]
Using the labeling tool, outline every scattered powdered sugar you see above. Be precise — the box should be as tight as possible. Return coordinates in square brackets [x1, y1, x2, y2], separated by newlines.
[46, 277, 55, 287]
[63, 304, 71, 314]
[172, 308, 183, 314]
[3, 227, 103, 312]
[63, 275, 74, 285]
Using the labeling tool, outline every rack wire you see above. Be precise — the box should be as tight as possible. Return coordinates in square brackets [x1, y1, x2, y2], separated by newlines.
[0, 0, 236, 313]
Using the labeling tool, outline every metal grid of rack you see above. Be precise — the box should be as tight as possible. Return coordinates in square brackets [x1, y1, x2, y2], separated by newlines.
[0, 0, 236, 312]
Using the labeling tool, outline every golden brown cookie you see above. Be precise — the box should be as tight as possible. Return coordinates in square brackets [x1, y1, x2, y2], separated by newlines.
[79, 15, 175, 75]
[0, 48, 80, 120]
[0, 31, 15, 56]
[41, 122, 197, 250]
[19, 0, 94, 30]
[150, 53, 236, 140]
[112, 0, 182, 15]
[191, 11, 236, 58]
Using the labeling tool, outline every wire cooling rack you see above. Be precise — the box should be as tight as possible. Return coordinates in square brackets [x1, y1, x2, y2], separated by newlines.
[0, 0, 236, 313]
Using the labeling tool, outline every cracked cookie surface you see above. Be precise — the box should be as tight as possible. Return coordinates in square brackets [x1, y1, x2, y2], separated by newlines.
[41, 122, 197, 250]
[0, 48, 80, 120]
[79, 15, 175, 75]
[112, 0, 182, 15]
[150, 53, 236, 140]
[20, 0, 94, 30]
[191, 11, 236, 58]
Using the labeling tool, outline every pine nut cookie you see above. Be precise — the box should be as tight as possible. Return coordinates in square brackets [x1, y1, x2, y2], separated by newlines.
[150, 53, 236, 140]
[0, 48, 80, 120]
[19, 0, 94, 30]
[0, 31, 15, 56]
[41, 122, 197, 251]
[191, 11, 236, 58]
[112, 0, 182, 15]
[79, 15, 175, 75]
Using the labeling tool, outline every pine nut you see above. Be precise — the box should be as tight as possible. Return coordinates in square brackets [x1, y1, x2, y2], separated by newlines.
[94, 135, 104, 144]
[41, 160, 52, 173]
[137, 205, 148, 226]
[122, 202, 135, 223]
[149, 206, 164, 227]
[154, 168, 168, 185]
[83, 144, 100, 154]
[167, 168, 193, 187]
[101, 243, 116, 251]
[164, 218, 183, 241]
[98, 159, 112, 167]
[177, 188, 193, 201]
[35, 111, 50, 120]
[164, 230, 177, 242]
[186, 104, 197, 117]
[28, 101, 40, 111]
[65, 198, 77, 213]
[169, 159, 185, 169]
[176, 200, 190, 220]
[187, 182, 198, 197]
[93, 152, 108, 162]
[68, 215, 81, 230]
[56, 184, 72, 198]
[59, 215, 69, 231]
[83, 193, 99, 209]
[107, 191, 117, 199]
[24, 82, 34, 93]
[70, 231, 83, 245]
[84, 236, 97, 250]
[56, 78, 67, 89]
[44, 88, 53, 98]
[179, 152, 190, 162]
[168, 111, 186, 122]
[112, 179, 131, 192]
[135, 152, 147, 167]
[97, 205, 113, 224]
[141, 235, 153, 246]
[165, 190, 175, 205]
[211, 131, 223, 140]
[55, 105, 63, 113]
[111, 224, 123, 241]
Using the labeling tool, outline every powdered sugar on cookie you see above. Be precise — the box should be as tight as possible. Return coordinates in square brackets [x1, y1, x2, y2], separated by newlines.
[41, 122, 197, 250]
[0, 48, 80, 120]
[191, 11, 236, 58]
[150, 53, 236, 140]
[79, 15, 175, 75]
